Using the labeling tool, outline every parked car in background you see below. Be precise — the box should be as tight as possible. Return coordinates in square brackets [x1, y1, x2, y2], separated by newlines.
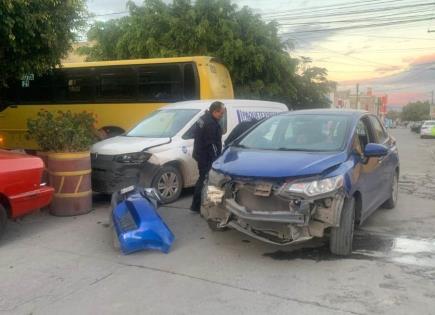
[202, 110, 399, 256]
[410, 121, 423, 133]
[0, 151, 54, 238]
[91, 99, 288, 203]
[420, 120, 435, 138]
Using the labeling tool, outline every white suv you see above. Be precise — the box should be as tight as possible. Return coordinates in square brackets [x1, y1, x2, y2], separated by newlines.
[91, 99, 288, 203]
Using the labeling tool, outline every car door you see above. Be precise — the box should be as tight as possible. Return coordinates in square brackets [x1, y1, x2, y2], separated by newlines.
[368, 115, 398, 202]
[353, 117, 385, 219]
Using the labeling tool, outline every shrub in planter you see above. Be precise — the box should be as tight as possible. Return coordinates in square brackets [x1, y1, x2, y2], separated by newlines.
[27, 110, 97, 216]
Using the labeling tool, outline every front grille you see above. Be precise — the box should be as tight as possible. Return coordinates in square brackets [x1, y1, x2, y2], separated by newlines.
[234, 182, 290, 212]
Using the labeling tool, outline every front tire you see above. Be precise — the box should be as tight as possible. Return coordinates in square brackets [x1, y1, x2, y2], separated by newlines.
[330, 197, 355, 256]
[152, 165, 183, 204]
[382, 171, 399, 209]
[0, 205, 7, 239]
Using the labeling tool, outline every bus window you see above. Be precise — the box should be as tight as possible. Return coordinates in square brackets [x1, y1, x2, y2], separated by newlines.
[0, 79, 19, 109]
[20, 73, 53, 104]
[183, 63, 199, 100]
[54, 69, 95, 103]
[137, 64, 183, 102]
[97, 67, 137, 101]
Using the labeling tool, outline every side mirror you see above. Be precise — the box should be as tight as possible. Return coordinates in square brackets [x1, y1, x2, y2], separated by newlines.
[364, 143, 388, 157]
[144, 188, 162, 207]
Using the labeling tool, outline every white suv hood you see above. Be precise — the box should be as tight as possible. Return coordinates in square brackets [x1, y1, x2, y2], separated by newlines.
[91, 136, 171, 155]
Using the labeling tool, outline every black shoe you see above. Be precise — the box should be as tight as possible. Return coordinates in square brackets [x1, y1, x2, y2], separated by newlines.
[190, 207, 200, 214]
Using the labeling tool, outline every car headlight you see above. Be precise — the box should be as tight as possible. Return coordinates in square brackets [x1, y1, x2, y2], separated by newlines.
[114, 152, 151, 164]
[208, 169, 230, 187]
[283, 175, 344, 197]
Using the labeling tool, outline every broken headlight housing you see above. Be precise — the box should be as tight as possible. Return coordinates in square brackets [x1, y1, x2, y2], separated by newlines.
[115, 152, 152, 164]
[282, 175, 344, 197]
[208, 169, 230, 187]
[206, 169, 230, 204]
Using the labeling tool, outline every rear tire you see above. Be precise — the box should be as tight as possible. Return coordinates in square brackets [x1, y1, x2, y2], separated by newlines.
[330, 197, 355, 256]
[152, 165, 183, 204]
[0, 205, 7, 239]
[382, 171, 399, 209]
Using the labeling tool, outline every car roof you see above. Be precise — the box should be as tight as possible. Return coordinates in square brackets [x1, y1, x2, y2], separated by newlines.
[160, 99, 288, 110]
[282, 109, 369, 118]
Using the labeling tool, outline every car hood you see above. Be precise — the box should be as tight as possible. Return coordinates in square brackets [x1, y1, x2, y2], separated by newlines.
[91, 136, 171, 155]
[213, 147, 348, 179]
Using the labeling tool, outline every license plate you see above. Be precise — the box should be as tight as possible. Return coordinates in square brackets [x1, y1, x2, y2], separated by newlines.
[120, 185, 135, 195]
[254, 183, 272, 197]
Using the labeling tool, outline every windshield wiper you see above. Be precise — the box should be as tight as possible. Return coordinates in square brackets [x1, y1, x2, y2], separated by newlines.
[231, 143, 248, 148]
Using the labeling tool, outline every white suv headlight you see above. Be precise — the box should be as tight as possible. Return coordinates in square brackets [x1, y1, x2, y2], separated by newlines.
[283, 175, 344, 197]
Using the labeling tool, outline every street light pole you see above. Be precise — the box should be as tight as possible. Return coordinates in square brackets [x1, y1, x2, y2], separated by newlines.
[356, 83, 360, 110]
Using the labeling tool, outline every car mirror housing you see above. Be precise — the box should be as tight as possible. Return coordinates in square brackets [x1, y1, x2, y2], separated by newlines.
[364, 143, 388, 157]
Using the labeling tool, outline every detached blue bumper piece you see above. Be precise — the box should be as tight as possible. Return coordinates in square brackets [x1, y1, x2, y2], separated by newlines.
[112, 188, 175, 255]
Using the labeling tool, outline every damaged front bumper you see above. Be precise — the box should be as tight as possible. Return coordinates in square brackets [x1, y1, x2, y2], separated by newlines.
[202, 182, 346, 246]
[91, 154, 160, 194]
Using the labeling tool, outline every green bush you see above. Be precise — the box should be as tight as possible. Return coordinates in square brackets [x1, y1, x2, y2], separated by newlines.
[27, 110, 97, 152]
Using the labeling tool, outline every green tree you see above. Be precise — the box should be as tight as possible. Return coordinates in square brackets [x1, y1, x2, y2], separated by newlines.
[79, 0, 334, 108]
[400, 101, 430, 121]
[0, 0, 86, 85]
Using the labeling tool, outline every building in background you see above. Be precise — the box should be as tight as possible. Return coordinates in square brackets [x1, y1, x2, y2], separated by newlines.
[332, 87, 388, 118]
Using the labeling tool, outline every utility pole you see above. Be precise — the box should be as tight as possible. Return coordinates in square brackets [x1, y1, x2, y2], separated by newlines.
[356, 83, 360, 110]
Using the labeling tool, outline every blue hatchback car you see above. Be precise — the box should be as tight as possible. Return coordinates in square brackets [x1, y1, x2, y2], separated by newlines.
[201, 110, 399, 256]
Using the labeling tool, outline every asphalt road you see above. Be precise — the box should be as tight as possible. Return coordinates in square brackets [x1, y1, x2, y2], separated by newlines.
[1, 128, 435, 315]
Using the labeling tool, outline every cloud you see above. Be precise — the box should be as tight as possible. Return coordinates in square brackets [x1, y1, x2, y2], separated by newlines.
[338, 53, 435, 106]
[409, 53, 435, 66]
[374, 65, 403, 74]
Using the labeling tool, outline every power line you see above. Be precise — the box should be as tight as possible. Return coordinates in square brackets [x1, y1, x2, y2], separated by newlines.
[280, 15, 435, 34]
[278, 11, 434, 27]
[262, 0, 408, 18]
[264, 1, 433, 22]
[289, 37, 397, 67]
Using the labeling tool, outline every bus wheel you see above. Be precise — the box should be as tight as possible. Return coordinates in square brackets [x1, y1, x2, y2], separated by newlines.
[98, 127, 125, 139]
[152, 165, 183, 204]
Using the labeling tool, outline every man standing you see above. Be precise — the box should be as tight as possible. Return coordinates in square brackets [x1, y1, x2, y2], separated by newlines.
[190, 101, 225, 213]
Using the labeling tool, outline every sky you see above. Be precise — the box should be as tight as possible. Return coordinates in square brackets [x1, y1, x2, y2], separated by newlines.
[86, 0, 435, 106]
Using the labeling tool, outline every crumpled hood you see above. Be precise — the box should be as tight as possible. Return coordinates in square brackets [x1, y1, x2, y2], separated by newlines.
[213, 147, 348, 179]
[91, 136, 170, 155]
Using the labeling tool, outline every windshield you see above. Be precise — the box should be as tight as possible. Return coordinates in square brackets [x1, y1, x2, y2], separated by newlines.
[127, 109, 200, 138]
[238, 114, 350, 152]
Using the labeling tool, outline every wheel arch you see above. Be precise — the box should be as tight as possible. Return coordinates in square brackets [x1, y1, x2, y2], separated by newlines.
[0, 193, 12, 218]
[162, 160, 188, 188]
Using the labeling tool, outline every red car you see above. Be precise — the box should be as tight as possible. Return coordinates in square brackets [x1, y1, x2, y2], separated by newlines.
[0, 150, 54, 237]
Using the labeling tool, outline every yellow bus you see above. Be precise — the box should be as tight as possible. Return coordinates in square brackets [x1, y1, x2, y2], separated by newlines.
[0, 56, 234, 150]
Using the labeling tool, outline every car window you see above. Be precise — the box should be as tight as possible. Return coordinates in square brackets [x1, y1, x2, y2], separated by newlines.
[182, 110, 226, 140]
[369, 116, 388, 144]
[354, 118, 372, 153]
[219, 108, 227, 135]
